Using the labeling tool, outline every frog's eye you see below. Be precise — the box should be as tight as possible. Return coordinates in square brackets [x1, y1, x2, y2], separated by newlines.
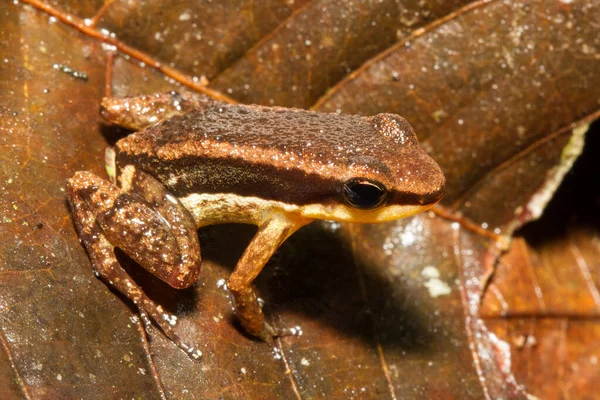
[342, 178, 387, 210]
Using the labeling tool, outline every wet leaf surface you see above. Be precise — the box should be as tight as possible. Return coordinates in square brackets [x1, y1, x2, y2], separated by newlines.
[211, 0, 473, 109]
[98, 0, 308, 81]
[482, 128, 600, 398]
[1, 0, 599, 399]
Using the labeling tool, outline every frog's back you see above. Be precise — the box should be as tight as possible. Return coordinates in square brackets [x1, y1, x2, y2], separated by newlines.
[117, 103, 391, 160]
[115, 103, 443, 207]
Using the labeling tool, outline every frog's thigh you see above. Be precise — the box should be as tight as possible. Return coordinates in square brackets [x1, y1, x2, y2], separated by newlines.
[66, 171, 199, 354]
[227, 215, 310, 341]
[70, 167, 201, 289]
[118, 166, 202, 288]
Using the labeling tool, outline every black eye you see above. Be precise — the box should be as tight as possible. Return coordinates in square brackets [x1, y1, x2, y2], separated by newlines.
[342, 178, 387, 210]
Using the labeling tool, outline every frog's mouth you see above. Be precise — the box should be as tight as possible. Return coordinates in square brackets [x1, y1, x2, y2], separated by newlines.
[389, 180, 446, 207]
[298, 201, 440, 223]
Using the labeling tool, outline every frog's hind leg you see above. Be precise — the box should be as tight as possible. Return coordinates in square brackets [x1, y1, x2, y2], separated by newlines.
[115, 166, 202, 289]
[66, 170, 203, 359]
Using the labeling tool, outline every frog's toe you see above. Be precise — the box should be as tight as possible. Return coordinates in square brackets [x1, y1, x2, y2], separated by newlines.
[270, 323, 304, 339]
[138, 298, 202, 361]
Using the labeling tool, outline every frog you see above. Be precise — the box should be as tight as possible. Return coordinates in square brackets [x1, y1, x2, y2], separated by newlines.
[66, 91, 446, 359]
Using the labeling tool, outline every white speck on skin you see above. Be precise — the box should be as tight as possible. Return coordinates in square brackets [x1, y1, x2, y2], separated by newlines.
[56, 374, 62, 381]
[300, 357, 310, 366]
[241, 367, 247, 374]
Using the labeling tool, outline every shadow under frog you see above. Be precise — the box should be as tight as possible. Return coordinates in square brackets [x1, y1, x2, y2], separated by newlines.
[113, 221, 437, 354]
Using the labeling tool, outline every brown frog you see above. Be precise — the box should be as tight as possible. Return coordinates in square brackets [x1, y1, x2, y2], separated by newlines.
[67, 92, 445, 359]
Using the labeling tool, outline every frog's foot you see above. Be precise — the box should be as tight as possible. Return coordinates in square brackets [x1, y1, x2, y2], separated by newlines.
[271, 324, 303, 339]
[137, 299, 203, 360]
[66, 170, 203, 360]
[254, 322, 304, 343]
[100, 91, 219, 131]
[242, 320, 303, 343]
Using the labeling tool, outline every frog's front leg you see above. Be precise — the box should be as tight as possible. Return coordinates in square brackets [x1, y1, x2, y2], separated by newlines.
[66, 169, 203, 359]
[227, 214, 311, 342]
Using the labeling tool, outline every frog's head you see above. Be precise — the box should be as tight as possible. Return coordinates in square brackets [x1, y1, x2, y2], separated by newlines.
[343, 114, 445, 222]
[299, 113, 445, 223]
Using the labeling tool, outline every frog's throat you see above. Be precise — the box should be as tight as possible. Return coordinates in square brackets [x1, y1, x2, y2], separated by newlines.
[299, 202, 435, 223]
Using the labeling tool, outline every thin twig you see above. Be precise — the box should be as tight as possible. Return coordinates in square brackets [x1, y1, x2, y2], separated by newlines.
[20, 0, 237, 104]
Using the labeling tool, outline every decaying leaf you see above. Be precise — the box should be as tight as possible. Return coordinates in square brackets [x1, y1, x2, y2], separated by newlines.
[0, 0, 599, 399]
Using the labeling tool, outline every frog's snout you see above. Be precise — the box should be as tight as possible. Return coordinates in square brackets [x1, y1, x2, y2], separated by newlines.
[418, 180, 446, 205]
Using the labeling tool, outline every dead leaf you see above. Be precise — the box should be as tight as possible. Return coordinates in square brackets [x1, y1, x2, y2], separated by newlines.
[211, 0, 473, 109]
[1, 0, 599, 399]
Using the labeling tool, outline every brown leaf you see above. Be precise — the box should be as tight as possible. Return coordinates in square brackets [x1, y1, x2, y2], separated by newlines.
[1, 0, 599, 399]
[98, 0, 306, 81]
[481, 128, 600, 399]
[211, 0, 473, 109]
